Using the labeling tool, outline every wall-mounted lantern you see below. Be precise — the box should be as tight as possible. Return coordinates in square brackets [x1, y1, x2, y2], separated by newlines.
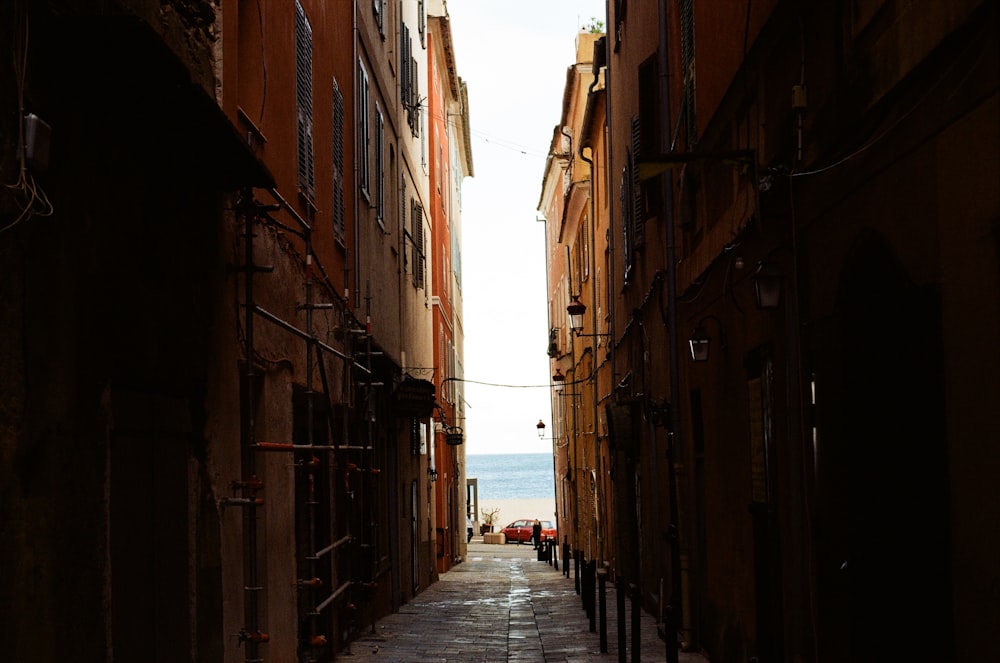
[688, 315, 727, 362]
[566, 297, 610, 339]
[567, 297, 586, 334]
[552, 368, 566, 393]
[446, 427, 464, 446]
[753, 262, 783, 309]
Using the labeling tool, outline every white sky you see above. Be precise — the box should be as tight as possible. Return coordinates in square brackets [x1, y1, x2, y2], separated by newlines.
[446, 1, 606, 455]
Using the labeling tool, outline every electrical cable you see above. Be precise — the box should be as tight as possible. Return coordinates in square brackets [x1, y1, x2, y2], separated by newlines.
[791, 14, 988, 179]
[3, 2, 53, 234]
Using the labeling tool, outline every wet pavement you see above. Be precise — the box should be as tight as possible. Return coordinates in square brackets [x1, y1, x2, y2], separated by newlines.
[349, 538, 710, 662]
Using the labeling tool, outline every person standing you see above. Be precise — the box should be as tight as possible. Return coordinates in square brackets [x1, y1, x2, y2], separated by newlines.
[531, 519, 542, 549]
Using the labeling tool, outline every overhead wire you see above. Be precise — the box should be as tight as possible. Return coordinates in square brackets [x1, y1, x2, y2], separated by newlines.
[423, 104, 549, 157]
[790, 14, 988, 179]
[3, 1, 53, 234]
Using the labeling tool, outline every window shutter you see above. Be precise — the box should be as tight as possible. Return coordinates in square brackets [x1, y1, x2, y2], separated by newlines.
[375, 104, 384, 226]
[413, 203, 425, 289]
[631, 116, 644, 248]
[680, 0, 696, 144]
[332, 78, 346, 241]
[295, 1, 315, 199]
[401, 182, 409, 273]
[410, 57, 420, 136]
[621, 163, 633, 280]
[418, 0, 426, 47]
[400, 23, 410, 110]
[358, 62, 370, 196]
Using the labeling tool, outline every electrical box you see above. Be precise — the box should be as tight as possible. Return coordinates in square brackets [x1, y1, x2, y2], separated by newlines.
[24, 113, 51, 172]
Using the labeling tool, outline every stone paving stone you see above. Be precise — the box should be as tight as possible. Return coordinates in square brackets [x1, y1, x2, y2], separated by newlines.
[350, 539, 711, 662]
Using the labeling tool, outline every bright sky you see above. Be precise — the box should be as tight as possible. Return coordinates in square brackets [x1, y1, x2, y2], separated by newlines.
[447, 1, 606, 455]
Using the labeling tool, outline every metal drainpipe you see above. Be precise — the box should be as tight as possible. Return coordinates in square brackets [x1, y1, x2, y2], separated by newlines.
[658, 2, 684, 661]
[352, 0, 361, 309]
[578, 139, 604, 568]
[536, 211, 560, 544]
[242, 194, 262, 663]
[304, 214, 319, 656]
[602, 0, 616, 431]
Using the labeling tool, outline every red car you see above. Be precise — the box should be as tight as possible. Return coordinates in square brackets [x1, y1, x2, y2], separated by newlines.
[501, 519, 557, 544]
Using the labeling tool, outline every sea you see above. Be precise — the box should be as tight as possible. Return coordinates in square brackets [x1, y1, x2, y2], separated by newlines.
[465, 453, 554, 500]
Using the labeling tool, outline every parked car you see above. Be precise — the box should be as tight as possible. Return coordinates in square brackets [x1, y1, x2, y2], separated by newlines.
[501, 519, 557, 544]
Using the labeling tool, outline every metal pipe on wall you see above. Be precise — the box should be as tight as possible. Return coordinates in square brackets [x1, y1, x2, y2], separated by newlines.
[657, 2, 684, 661]
[241, 192, 264, 663]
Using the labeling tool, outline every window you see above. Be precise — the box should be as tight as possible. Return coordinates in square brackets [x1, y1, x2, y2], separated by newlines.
[574, 212, 590, 288]
[418, 0, 426, 47]
[410, 418, 422, 455]
[332, 77, 346, 242]
[451, 225, 462, 291]
[637, 56, 663, 222]
[404, 199, 425, 289]
[373, 0, 386, 36]
[629, 116, 646, 248]
[400, 22, 414, 126]
[400, 19, 409, 96]
[358, 60, 370, 199]
[410, 56, 421, 138]
[410, 200, 425, 289]
[375, 103, 385, 227]
[747, 348, 775, 505]
[400, 175, 407, 239]
[680, 0, 697, 145]
[620, 160, 633, 282]
[419, 90, 426, 162]
[295, 1, 315, 199]
[399, 22, 421, 137]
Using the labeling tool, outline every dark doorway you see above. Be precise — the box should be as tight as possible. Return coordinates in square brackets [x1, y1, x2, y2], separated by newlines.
[110, 390, 192, 663]
[816, 233, 952, 661]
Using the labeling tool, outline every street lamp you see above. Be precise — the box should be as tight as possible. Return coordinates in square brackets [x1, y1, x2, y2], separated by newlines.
[752, 262, 783, 309]
[536, 420, 546, 439]
[688, 315, 727, 362]
[566, 297, 610, 339]
[552, 368, 566, 393]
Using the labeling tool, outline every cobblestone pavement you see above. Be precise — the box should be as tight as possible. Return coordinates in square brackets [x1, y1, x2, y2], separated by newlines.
[349, 539, 710, 662]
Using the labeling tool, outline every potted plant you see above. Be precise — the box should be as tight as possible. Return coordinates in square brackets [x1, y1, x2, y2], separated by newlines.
[480, 506, 500, 535]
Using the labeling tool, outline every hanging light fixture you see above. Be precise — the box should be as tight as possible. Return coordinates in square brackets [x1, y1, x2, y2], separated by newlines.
[567, 297, 586, 334]
[753, 262, 783, 309]
[552, 368, 566, 393]
[536, 420, 547, 439]
[688, 315, 726, 362]
[565, 297, 609, 339]
[688, 325, 712, 362]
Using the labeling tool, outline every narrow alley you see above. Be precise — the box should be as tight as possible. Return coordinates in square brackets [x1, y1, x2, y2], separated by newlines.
[351, 539, 709, 663]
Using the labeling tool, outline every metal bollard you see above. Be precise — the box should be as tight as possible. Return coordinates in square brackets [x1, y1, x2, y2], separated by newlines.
[630, 583, 640, 663]
[587, 560, 597, 633]
[598, 567, 608, 653]
[563, 538, 571, 577]
[574, 549, 581, 594]
[617, 575, 626, 663]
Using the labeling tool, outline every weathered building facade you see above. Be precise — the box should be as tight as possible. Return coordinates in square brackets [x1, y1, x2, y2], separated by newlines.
[539, 30, 612, 578]
[0, 0, 469, 660]
[544, 1, 999, 662]
[427, 4, 473, 574]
